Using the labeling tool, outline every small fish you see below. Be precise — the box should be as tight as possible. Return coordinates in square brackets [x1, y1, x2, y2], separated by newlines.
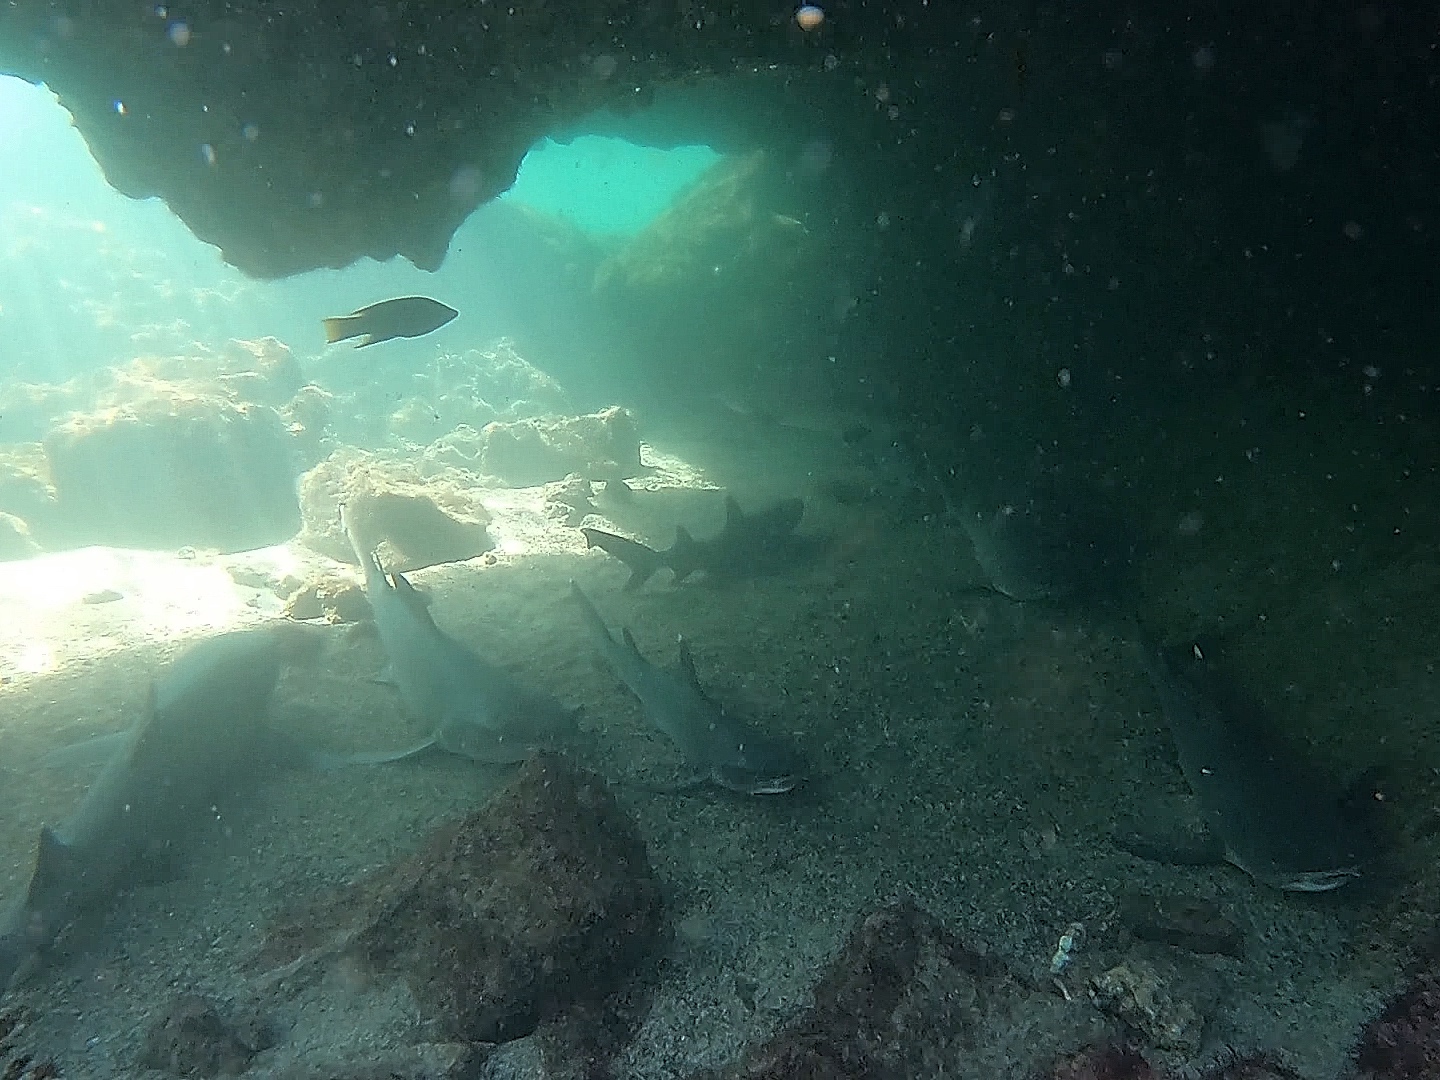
[1137, 641, 1372, 892]
[570, 581, 804, 795]
[340, 504, 577, 765]
[581, 495, 816, 591]
[0, 627, 308, 990]
[322, 296, 458, 348]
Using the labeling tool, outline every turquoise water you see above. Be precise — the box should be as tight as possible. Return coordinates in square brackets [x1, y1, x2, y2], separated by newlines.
[500, 135, 719, 237]
[0, 76, 715, 383]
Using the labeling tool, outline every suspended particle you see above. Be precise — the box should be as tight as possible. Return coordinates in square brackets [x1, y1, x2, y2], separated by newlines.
[168, 20, 191, 46]
[448, 164, 484, 203]
[200, 143, 216, 166]
[796, 5, 825, 31]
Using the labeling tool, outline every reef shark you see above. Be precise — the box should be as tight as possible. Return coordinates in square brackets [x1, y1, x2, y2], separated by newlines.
[341, 503, 577, 764]
[0, 627, 303, 991]
[580, 495, 813, 591]
[1137, 641, 1371, 892]
[569, 581, 805, 795]
[956, 489, 1140, 604]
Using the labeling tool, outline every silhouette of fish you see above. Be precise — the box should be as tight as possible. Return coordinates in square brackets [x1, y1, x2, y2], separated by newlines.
[340, 504, 578, 764]
[570, 581, 805, 794]
[581, 495, 814, 591]
[0, 628, 306, 990]
[322, 296, 458, 348]
[947, 473, 1143, 606]
[1137, 641, 1374, 892]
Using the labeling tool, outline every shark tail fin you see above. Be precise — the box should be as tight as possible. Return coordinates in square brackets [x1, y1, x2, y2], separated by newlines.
[581, 528, 665, 591]
[569, 580, 616, 645]
[668, 526, 702, 584]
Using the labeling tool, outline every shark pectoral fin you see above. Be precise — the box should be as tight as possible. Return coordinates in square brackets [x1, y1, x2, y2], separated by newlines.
[310, 737, 440, 769]
[39, 731, 130, 770]
[1113, 822, 1227, 868]
[613, 764, 710, 796]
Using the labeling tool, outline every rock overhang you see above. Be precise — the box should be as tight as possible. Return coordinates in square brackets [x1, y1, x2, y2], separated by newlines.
[0, 0, 887, 279]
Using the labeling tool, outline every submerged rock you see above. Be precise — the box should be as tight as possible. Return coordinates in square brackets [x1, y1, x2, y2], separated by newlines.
[43, 390, 300, 551]
[1089, 960, 1205, 1056]
[138, 994, 266, 1077]
[1356, 968, 1440, 1079]
[297, 446, 493, 572]
[472, 406, 641, 487]
[260, 755, 663, 1046]
[0, 1006, 60, 1079]
[387, 339, 573, 446]
[698, 900, 1108, 1079]
[282, 575, 370, 624]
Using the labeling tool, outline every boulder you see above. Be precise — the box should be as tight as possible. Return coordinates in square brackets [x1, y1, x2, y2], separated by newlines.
[296, 446, 492, 571]
[43, 391, 300, 551]
[697, 901, 1109, 1080]
[259, 756, 663, 1045]
[473, 406, 641, 487]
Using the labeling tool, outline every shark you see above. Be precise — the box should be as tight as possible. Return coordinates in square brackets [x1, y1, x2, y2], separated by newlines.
[1136, 641, 1372, 892]
[341, 503, 577, 764]
[0, 627, 305, 991]
[901, 436, 1139, 603]
[957, 489, 1140, 604]
[580, 495, 815, 591]
[569, 581, 805, 795]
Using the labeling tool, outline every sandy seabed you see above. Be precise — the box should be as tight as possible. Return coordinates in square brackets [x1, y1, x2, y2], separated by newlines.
[0, 432, 1415, 1079]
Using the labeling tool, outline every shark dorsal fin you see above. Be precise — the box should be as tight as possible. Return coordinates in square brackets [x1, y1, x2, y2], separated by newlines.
[676, 636, 701, 687]
[389, 572, 439, 627]
[669, 526, 701, 583]
[724, 496, 744, 530]
[124, 680, 161, 759]
[28, 826, 74, 901]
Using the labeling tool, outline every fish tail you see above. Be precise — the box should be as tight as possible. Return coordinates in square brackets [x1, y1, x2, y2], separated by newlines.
[581, 528, 664, 591]
[569, 580, 615, 644]
[322, 315, 360, 344]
